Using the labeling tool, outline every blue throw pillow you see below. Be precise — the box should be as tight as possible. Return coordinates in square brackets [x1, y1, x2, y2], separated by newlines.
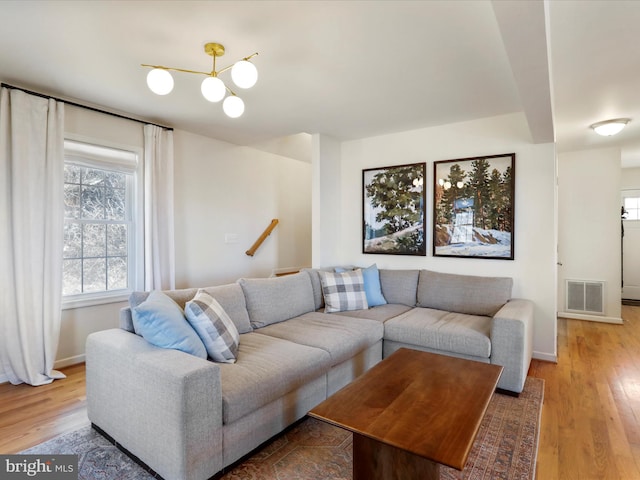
[335, 264, 387, 308]
[361, 264, 387, 307]
[131, 290, 207, 358]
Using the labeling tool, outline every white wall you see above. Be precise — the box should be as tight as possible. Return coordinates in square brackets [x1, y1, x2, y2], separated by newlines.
[54, 111, 312, 369]
[311, 134, 343, 267]
[173, 129, 311, 288]
[315, 113, 558, 361]
[622, 167, 640, 189]
[557, 148, 622, 323]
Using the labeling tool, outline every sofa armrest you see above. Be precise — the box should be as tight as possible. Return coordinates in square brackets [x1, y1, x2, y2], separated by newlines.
[119, 306, 135, 332]
[490, 299, 534, 394]
[86, 329, 223, 480]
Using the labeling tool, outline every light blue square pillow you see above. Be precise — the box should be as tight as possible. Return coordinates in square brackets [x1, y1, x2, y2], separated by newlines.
[131, 290, 207, 358]
[335, 264, 387, 307]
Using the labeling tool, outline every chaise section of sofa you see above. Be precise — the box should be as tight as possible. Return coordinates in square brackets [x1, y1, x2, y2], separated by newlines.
[306, 267, 533, 393]
[377, 268, 533, 393]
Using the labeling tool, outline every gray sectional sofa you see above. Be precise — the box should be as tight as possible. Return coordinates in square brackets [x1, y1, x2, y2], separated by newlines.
[86, 267, 534, 480]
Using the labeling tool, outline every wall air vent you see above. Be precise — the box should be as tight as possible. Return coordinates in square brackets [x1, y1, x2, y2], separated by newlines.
[566, 280, 605, 315]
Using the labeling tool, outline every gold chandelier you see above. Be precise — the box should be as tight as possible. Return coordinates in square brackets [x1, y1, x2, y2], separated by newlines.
[142, 42, 258, 118]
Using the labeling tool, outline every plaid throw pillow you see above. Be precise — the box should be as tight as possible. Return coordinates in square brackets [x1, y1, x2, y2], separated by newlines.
[185, 289, 240, 363]
[319, 269, 369, 313]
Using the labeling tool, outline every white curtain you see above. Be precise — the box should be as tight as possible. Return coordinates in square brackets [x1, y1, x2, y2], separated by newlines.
[0, 87, 66, 386]
[143, 124, 175, 290]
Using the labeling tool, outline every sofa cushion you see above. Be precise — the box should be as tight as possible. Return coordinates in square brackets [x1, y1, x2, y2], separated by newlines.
[302, 268, 325, 310]
[257, 312, 383, 366]
[185, 290, 240, 363]
[331, 303, 412, 322]
[131, 290, 207, 358]
[218, 332, 331, 424]
[319, 270, 369, 313]
[201, 284, 253, 334]
[417, 270, 512, 316]
[129, 283, 253, 334]
[384, 307, 492, 358]
[378, 269, 419, 306]
[238, 272, 316, 329]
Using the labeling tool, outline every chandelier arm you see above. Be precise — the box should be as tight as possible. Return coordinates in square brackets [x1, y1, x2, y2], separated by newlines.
[141, 64, 212, 76]
[216, 53, 259, 75]
[217, 64, 234, 75]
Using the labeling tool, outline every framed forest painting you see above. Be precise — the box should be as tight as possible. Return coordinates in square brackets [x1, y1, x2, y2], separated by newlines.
[363, 162, 426, 255]
[433, 153, 515, 260]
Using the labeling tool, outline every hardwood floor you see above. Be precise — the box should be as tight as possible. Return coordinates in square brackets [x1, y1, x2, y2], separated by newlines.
[532, 305, 640, 480]
[0, 307, 639, 479]
[0, 363, 89, 454]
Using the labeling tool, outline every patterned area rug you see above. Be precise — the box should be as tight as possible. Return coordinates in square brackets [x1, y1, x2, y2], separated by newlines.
[22, 377, 544, 480]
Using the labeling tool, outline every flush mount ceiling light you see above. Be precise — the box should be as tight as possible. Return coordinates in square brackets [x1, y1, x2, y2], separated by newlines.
[590, 118, 631, 136]
[142, 42, 258, 118]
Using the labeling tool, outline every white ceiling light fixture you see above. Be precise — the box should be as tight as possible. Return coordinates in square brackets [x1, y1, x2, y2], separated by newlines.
[142, 42, 258, 118]
[590, 118, 631, 136]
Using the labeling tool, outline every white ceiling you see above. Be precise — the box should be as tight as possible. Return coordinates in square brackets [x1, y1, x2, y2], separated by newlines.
[1, 1, 640, 167]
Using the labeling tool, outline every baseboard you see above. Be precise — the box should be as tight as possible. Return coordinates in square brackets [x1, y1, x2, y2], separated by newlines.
[558, 312, 623, 324]
[532, 351, 557, 363]
[0, 355, 85, 385]
[55, 354, 86, 369]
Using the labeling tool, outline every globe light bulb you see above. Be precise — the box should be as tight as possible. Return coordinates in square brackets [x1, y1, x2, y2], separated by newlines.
[231, 60, 258, 89]
[223, 95, 244, 118]
[146, 69, 174, 95]
[201, 76, 226, 103]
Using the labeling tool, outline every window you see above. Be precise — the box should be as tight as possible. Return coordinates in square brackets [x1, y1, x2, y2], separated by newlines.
[623, 190, 640, 221]
[62, 139, 142, 307]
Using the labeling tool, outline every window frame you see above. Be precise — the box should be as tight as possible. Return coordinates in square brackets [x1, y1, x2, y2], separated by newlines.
[62, 135, 144, 310]
[622, 189, 640, 222]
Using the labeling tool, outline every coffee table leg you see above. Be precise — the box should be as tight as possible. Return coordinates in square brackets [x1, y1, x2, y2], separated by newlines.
[353, 433, 440, 480]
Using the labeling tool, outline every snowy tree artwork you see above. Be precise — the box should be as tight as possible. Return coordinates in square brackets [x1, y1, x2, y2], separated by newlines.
[433, 153, 515, 260]
[363, 162, 426, 255]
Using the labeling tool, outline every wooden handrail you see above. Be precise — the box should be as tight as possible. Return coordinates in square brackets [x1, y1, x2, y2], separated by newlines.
[246, 219, 279, 256]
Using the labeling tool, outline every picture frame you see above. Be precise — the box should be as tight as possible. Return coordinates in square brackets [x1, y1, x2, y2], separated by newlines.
[363, 162, 426, 255]
[433, 153, 515, 260]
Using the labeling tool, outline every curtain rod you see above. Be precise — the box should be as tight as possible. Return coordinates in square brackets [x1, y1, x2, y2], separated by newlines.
[1, 83, 173, 131]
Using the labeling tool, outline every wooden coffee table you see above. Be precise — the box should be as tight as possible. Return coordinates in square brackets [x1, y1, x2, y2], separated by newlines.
[308, 348, 502, 480]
